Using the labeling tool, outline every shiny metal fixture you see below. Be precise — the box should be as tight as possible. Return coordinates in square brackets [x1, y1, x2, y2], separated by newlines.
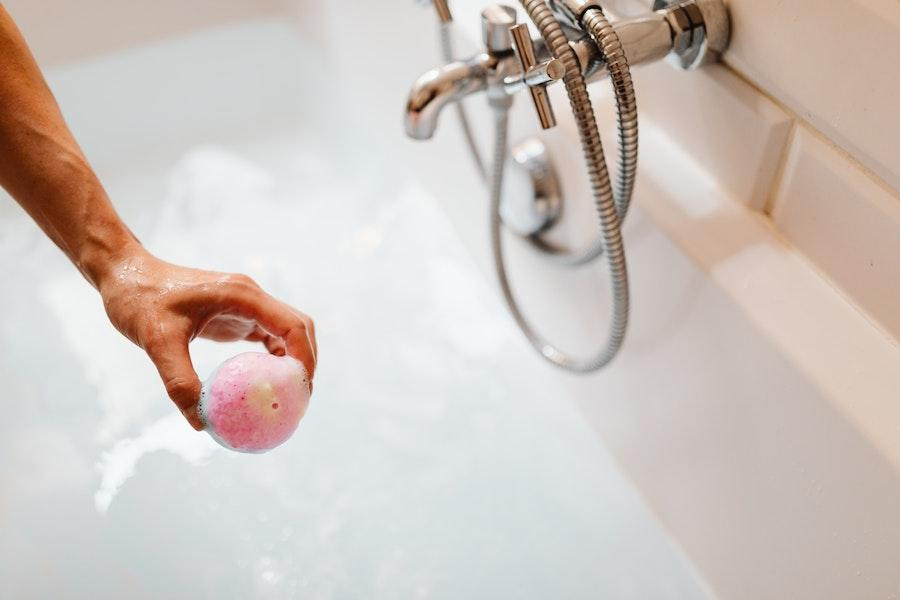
[500, 138, 563, 236]
[481, 4, 518, 53]
[654, 0, 730, 69]
[406, 0, 730, 140]
[510, 23, 562, 129]
[407, 0, 730, 371]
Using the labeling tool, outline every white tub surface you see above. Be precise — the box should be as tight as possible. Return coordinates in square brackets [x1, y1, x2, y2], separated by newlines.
[5, 1, 900, 597]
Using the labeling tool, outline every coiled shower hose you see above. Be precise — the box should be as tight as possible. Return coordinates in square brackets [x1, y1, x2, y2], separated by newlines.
[490, 0, 636, 371]
[439, 2, 638, 371]
[523, 4, 638, 266]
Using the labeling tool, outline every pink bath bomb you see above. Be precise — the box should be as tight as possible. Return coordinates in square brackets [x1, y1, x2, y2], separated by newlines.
[199, 352, 310, 453]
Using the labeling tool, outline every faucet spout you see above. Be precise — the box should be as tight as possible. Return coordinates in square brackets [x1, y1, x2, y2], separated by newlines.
[404, 54, 494, 140]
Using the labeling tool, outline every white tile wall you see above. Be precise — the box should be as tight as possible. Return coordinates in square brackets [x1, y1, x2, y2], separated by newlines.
[723, 0, 900, 194]
[632, 0, 900, 344]
[771, 125, 900, 340]
[633, 61, 793, 211]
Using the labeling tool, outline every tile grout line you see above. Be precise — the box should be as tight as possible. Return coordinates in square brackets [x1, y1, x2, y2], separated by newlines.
[720, 58, 900, 200]
[796, 121, 900, 202]
[761, 119, 797, 217]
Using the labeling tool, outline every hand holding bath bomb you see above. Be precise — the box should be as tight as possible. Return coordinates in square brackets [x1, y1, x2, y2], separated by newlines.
[0, 7, 318, 445]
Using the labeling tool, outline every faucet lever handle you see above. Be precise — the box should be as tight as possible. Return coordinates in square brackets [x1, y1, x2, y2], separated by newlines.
[510, 23, 558, 129]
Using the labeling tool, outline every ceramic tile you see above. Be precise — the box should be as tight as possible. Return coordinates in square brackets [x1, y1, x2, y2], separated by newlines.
[724, 0, 900, 194]
[772, 125, 900, 340]
[633, 61, 793, 211]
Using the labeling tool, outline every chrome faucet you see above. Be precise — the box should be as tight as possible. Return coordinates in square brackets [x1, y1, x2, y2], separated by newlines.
[405, 0, 729, 140]
[405, 0, 730, 373]
[405, 53, 496, 140]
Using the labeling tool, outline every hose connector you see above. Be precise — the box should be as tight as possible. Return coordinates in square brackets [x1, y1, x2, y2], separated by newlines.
[547, 0, 604, 29]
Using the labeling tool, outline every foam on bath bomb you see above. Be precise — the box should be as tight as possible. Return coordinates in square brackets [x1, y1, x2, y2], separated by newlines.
[199, 352, 310, 453]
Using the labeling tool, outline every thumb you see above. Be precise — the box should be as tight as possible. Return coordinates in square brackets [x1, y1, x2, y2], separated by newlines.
[146, 337, 204, 431]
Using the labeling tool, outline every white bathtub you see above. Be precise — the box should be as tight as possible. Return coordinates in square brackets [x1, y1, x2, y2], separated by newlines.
[1, 1, 899, 599]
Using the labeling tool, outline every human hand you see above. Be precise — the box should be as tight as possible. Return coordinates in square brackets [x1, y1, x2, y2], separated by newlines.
[96, 245, 317, 430]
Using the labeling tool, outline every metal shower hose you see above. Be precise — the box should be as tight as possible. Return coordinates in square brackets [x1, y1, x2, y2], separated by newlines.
[444, 1, 638, 372]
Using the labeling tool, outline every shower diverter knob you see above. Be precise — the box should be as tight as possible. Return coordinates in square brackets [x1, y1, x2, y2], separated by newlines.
[501, 137, 562, 236]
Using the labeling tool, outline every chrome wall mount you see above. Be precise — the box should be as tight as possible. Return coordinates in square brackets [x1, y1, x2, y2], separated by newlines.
[405, 0, 730, 372]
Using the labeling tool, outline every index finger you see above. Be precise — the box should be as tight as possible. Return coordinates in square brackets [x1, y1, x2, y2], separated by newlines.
[217, 286, 317, 382]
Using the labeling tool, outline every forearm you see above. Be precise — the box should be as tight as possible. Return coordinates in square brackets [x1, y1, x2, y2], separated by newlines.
[0, 5, 139, 288]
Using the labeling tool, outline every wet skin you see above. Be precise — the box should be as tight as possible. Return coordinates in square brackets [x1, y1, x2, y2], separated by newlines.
[0, 5, 317, 429]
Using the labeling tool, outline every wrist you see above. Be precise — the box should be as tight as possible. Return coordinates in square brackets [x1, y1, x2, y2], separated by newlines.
[79, 225, 146, 290]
